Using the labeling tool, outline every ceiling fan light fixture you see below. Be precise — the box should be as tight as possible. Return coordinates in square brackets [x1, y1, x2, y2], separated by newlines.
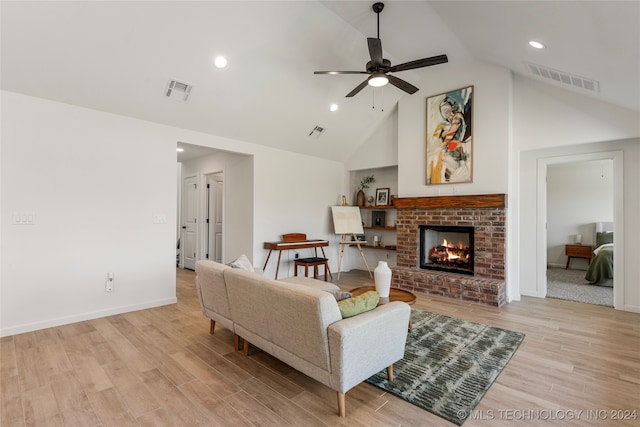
[368, 73, 389, 87]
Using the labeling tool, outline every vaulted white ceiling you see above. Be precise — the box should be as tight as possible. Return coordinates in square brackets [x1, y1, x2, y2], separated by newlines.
[2, 1, 638, 162]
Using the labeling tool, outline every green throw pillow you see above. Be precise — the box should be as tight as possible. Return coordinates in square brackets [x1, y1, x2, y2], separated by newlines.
[596, 231, 613, 247]
[337, 291, 380, 318]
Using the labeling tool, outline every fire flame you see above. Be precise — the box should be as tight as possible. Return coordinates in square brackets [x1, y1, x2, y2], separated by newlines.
[442, 239, 460, 260]
[441, 239, 468, 261]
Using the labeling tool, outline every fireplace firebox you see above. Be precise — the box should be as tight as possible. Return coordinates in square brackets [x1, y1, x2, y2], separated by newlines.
[419, 225, 474, 275]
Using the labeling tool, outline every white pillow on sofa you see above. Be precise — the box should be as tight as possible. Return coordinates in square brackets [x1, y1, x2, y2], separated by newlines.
[230, 254, 255, 272]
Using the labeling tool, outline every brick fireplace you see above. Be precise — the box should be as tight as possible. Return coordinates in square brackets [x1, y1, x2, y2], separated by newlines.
[392, 194, 507, 307]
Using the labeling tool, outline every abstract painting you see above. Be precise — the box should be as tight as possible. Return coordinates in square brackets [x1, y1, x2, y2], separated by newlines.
[426, 86, 473, 185]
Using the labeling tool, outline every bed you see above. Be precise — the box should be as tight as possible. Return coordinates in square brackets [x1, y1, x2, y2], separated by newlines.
[585, 222, 613, 285]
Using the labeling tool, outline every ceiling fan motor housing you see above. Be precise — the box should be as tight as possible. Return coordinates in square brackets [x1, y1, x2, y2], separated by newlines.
[367, 59, 391, 73]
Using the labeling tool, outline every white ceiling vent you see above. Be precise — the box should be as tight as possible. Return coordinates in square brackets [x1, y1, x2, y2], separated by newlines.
[165, 79, 193, 102]
[308, 125, 325, 139]
[524, 62, 600, 92]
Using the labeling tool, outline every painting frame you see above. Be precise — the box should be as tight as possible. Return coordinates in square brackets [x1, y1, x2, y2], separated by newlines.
[425, 85, 474, 185]
[375, 188, 390, 206]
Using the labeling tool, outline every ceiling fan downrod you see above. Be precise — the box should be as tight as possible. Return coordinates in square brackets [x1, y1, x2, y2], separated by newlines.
[373, 2, 384, 39]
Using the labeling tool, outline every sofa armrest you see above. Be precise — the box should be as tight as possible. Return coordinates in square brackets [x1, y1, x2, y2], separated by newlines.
[327, 301, 411, 393]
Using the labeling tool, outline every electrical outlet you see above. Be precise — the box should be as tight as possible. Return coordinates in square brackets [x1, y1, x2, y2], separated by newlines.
[294, 252, 299, 259]
[105, 273, 114, 292]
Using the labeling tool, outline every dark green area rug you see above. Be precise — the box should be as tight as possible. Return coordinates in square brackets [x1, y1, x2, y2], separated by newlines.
[366, 309, 525, 425]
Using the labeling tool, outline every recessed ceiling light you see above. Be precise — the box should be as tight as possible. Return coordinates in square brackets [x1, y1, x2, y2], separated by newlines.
[529, 40, 545, 49]
[329, 104, 339, 112]
[214, 56, 227, 68]
[176, 148, 184, 152]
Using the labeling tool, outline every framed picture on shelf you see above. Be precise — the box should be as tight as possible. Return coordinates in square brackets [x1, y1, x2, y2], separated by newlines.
[425, 85, 473, 185]
[375, 188, 390, 206]
[372, 211, 386, 227]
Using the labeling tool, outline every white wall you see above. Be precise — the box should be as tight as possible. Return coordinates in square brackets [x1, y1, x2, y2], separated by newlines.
[398, 62, 512, 197]
[1, 91, 346, 336]
[345, 106, 398, 172]
[252, 147, 345, 278]
[1, 92, 178, 336]
[547, 160, 613, 268]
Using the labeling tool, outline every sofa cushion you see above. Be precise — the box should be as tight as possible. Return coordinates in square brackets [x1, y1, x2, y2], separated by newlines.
[337, 291, 380, 318]
[225, 268, 341, 372]
[230, 254, 255, 272]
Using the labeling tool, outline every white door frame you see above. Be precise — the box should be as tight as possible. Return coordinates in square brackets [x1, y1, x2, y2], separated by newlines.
[536, 150, 624, 309]
[181, 174, 199, 270]
[199, 170, 225, 264]
[203, 171, 224, 263]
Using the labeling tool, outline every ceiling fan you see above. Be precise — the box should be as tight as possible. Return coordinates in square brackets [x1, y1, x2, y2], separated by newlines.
[315, 2, 448, 98]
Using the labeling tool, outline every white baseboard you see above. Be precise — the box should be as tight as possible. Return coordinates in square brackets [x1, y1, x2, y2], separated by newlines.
[622, 304, 640, 313]
[0, 297, 177, 337]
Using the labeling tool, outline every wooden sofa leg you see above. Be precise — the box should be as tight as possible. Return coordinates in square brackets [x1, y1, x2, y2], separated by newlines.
[209, 319, 215, 335]
[337, 392, 346, 417]
[387, 365, 394, 382]
[233, 334, 240, 351]
[243, 339, 250, 356]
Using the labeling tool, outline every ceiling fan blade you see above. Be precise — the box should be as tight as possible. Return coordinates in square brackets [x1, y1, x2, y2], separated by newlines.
[314, 71, 368, 75]
[388, 54, 448, 73]
[387, 75, 419, 94]
[367, 38, 384, 66]
[346, 79, 370, 98]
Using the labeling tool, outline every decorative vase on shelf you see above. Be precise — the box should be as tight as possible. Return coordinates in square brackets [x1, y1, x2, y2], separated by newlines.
[355, 190, 365, 207]
[374, 261, 392, 298]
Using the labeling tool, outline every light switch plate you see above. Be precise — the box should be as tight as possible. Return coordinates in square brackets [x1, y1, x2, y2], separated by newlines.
[12, 212, 36, 225]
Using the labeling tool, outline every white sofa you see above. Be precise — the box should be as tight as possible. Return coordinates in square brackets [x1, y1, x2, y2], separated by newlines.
[195, 259, 411, 416]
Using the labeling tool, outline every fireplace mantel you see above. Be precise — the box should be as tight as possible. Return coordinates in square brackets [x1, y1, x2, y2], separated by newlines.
[393, 194, 506, 210]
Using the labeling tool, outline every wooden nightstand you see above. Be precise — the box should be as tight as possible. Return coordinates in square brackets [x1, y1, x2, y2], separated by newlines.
[565, 244, 593, 269]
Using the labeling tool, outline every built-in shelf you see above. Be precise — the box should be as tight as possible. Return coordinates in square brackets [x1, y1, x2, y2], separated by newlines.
[363, 226, 396, 231]
[358, 245, 397, 251]
[359, 205, 395, 209]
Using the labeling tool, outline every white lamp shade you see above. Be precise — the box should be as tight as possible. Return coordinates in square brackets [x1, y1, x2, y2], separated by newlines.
[368, 74, 389, 87]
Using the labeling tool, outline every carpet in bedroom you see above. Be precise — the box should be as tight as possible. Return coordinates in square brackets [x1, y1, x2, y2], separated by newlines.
[546, 267, 613, 307]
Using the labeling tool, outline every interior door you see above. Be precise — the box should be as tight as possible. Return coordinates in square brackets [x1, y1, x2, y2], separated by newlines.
[206, 173, 224, 263]
[182, 175, 198, 270]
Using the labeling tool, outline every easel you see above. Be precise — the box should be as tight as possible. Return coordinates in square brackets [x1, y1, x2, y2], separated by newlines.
[337, 234, 373, 280]
[331, 205, 373, 281]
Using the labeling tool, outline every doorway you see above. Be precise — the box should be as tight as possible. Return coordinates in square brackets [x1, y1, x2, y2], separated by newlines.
[545, 159, 613, 306]
[537, 151, 624, 309]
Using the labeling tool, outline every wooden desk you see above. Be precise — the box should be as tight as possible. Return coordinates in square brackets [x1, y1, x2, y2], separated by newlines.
[263, 239, 329, 279]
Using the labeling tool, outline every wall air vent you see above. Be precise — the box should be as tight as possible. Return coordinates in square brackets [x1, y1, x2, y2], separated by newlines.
[165, 79, 193, 102]
[524, 62, 599, 93]
[308, 125, 325, 139]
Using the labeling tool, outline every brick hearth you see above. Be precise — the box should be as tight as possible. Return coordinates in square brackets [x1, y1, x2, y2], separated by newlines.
[392, 194, 507, 307]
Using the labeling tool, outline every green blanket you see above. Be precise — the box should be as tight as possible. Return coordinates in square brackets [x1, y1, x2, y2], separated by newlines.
[585, 245, 613, 285]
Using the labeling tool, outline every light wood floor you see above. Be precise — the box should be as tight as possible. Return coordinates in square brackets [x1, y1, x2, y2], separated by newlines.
[1, 269, 639, 426]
